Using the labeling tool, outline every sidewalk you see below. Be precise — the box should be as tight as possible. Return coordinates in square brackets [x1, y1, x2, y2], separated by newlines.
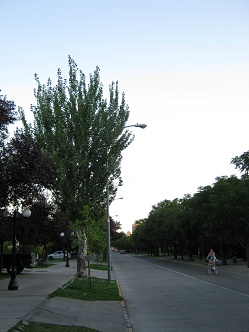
[0, 260, 130, 332]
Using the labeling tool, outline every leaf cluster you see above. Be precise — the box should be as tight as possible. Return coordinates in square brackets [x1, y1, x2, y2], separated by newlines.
[0, 92, 63, 249]
[1, 131, 55, 207]
[0, 92, 17, 141]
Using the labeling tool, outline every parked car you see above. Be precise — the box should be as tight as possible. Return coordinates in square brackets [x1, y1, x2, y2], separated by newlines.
[2, 253, 36, 274]
[47, 250, 71, 260]
[120, 250, 126, 254]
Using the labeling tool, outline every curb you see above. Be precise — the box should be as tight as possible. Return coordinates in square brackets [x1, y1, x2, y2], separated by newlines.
[122, 301, 133, 332]
[116, 277, 133, 332]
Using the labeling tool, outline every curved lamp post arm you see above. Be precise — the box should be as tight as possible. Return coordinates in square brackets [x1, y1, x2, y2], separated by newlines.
[124, 123, 147, 129]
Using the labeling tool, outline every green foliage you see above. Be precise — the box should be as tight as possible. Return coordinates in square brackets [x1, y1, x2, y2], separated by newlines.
[21, 56, 133, 227]
[114, 234, 134, 251]
[1, 131, 54, 209]
[132, 175, 249, 260]
[72, 205, 106, 255]
[1, 93, 53, 210]
[3, 241, 12, 253]
[0, 92, 17, 141]
[231, 151, 249, 176]
[87, 219, 106, 254]
[132, 220, 149, 252]
[0, 93, 17, 208]
[17, 196, 68, 247]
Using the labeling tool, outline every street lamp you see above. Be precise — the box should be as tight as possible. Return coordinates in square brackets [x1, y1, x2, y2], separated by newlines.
[124, 123, 147, 129]
[107, 123, 147, 282]
[60, 232, 70, 267]
[8, 208, 31, 291]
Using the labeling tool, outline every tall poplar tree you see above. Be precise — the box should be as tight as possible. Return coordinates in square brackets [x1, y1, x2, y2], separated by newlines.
[21, 57, 133, 276]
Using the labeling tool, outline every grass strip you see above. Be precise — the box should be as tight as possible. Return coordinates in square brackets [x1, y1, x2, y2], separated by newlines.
[49, 276, 123, 301]
[0, 274, 9, 280]
[89, 263, 108, 270]
[8, 321, 99, 332]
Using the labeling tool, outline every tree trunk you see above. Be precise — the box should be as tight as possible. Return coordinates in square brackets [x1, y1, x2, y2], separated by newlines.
[174, 243, 178, 259]
[0, 241, 3, 275]
[41, 244, 47, 262]
[75, 229, 87, 278]
[246, 243, 249, 268]
[187, 249, 193, 261]
[221, 243, 228, 265]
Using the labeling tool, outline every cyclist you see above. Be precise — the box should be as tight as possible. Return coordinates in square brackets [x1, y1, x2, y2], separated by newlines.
[206, 248, 217, 269]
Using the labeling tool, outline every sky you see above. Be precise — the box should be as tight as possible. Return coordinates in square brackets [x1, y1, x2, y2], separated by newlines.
[1, 0, 249, 233]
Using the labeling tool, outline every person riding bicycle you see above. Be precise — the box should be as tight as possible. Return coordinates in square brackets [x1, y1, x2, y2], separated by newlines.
[206, 249, 217, 268]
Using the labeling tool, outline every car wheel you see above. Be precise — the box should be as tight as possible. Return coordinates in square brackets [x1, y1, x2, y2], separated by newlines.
[48, 256, 53, 260]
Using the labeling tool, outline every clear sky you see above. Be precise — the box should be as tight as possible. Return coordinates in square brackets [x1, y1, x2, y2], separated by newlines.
[1, 0, 249, 233]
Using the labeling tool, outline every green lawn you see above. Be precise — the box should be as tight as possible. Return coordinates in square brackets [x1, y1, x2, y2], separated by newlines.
[0, 274, 8, 280]
[89, 262, 108, 271]
[49, 276, 122, 301]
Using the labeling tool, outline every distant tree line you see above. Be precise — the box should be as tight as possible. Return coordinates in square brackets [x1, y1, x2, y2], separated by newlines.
[120, 174, 249, 268]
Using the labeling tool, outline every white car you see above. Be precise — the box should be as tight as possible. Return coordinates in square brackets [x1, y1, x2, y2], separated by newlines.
[47, 250, 71, 260]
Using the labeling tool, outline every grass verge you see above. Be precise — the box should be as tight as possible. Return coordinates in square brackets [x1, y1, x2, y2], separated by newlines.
[8, 321, 99, 332]
[0, 275, 8, 280]
[89, 263, 108, 270]
[49, 276, 122, 301]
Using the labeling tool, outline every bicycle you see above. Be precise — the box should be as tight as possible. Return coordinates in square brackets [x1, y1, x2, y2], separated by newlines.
[206, 260, 218, 275]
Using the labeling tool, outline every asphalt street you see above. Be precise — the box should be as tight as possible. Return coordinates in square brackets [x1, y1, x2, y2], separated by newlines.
[112, 253, 249, 332]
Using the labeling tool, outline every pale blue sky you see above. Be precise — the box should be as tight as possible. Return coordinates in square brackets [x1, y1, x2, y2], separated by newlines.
[1, 1, 249, 232]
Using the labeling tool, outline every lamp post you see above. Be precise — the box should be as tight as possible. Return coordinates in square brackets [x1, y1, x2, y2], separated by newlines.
[60, 232, 70, 267]
[8, 208, 31, 291]
[107, 123, 147, 282]
[65, 235, 70, 267]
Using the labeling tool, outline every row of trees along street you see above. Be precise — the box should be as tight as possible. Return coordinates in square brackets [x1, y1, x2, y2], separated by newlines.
[0, 57, 132, 276]
[125, 173, 249, 267]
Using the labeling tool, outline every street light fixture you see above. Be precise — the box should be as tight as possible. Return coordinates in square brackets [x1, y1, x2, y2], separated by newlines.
[124, 123, 147, 129]
[107, 123, 147, 282]
[8, 208, 31, 291]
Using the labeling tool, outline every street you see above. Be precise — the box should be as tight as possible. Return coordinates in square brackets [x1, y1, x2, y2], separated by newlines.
[112, 253, 249, 332]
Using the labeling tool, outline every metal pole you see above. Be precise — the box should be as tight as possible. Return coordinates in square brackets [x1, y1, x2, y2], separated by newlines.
[105, 123, 147, 282]
[65, 234, 70, 267]
[8, 210, 18, 290]
[107, 171, 111, 282]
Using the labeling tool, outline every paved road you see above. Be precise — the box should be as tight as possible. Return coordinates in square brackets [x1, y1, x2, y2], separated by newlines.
[112, 253, 249, 332]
